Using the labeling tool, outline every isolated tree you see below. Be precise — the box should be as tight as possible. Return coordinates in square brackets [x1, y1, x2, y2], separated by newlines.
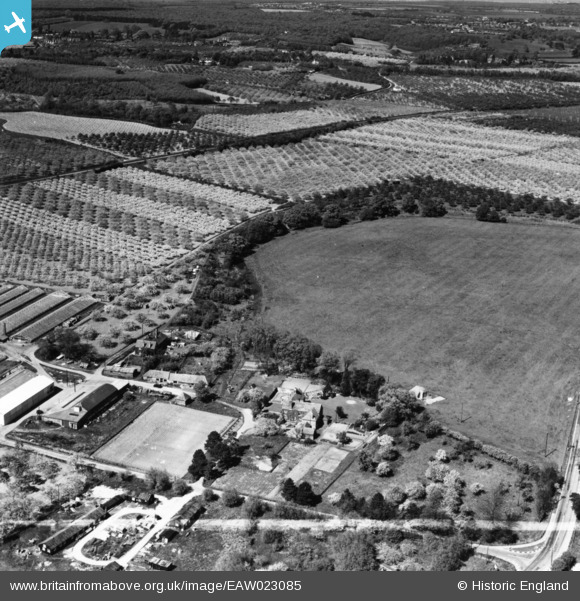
[205, 431, 223, 457]
[222, 488, 242, 508]
[336, 431, 351, 446]
[188, 449, 208, 480]
[194, 382, 214, 404]
[295, 481, 319, 507]
[281, 478, 298, 503]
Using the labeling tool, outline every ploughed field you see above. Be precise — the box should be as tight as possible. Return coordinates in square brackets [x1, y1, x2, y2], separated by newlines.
[249, 218, 580, 464]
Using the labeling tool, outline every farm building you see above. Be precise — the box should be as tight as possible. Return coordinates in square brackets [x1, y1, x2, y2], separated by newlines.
[0, 291, 71, 339]
[132, 492, 155, 506]
[0, 360, 21, 381]
[167, 498, 204, 531]
[0, 285, 28, 307]
[0, 374, 55, 425]
[147, 556, 174, 571]
[100, 494, 127, 512]
[43, 382, 128, 429]
[143, 370, 208, 389]
[102, 364, 140, 379]
[0, 288, 44, 322]
[13, 295, 97, 343]
[135, 330, 168, 355]
[38, 506, 107, 554]
[156, 528, 178, 544]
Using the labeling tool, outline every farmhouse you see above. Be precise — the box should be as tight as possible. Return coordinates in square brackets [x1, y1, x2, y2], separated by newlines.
[43, 383, 128, 429]
[135, 330, 168, 355]
[38, 507, 107, 554]
[283, 400, 323, 440]
[0, 374, 55, 425]
[143, 370, 208, 389]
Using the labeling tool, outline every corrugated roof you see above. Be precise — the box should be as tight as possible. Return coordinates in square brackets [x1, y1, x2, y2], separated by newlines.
[0, 375, 54, 418]
[81, 384, 118, 412]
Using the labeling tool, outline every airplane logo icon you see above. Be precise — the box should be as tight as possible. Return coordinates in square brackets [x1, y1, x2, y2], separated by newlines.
[4, 12, 26, 34]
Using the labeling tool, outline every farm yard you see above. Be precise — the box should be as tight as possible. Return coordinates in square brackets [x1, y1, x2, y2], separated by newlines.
[195, 102, 431, 137]
[249, 218, 580, 465]
[94, 402, 236, 477]
[387, 74, 580, 110]
[0, 163, 274, 287]
[0, 111, 239, 159]
[0, 129, 113, 184]
[153, 115, 580, 203]
[76, 129, 232, 158]
[156, 64, 362, 102]
[475, 105, 580, 138]
[307, 72, 381, 92]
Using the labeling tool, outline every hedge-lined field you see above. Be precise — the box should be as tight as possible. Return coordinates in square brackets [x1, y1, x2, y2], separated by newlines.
[250, 218, 580, 464]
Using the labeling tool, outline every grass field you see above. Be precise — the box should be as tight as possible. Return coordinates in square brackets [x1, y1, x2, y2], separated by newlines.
[249, 217, 580, 465]
[94, 402, 235, 477]
[0, 111, 174, 140]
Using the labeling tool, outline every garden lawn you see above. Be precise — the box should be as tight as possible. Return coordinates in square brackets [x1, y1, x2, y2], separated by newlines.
[249, 217, 580, 465]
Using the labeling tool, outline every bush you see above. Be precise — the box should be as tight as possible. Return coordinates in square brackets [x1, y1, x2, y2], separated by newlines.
[376, 462, 393, 477]
[244, 497, 267, 519]
[146, 468, 171, 492]
[425, 421, 442, 439]
[365, 418, 379, 431]
[469, 482, 485, 496]
[172, 479, 190, 496]
[552, 551, 576, 571]
[222, 488, 243, 507]
[480, 527, 517, 545]
[405, 481, 426, 500]
[261, 529, 285, 550]
[202, 488, 218, 503]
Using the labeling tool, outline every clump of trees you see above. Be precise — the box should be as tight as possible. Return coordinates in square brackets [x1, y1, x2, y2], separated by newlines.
[281, 478, 321, 506]
[37, 327, 94, 362]
[552, 551, 576, 571]
[188, 431, 242, 481]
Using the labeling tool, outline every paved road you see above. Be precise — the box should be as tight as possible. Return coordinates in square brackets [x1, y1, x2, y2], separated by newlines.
[475, 396, 580, 571]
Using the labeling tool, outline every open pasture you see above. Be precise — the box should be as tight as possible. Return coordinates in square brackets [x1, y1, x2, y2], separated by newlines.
[0, 111, 174, 141]
[94, 402, 235, 478]
[249, 218, 580, 464]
